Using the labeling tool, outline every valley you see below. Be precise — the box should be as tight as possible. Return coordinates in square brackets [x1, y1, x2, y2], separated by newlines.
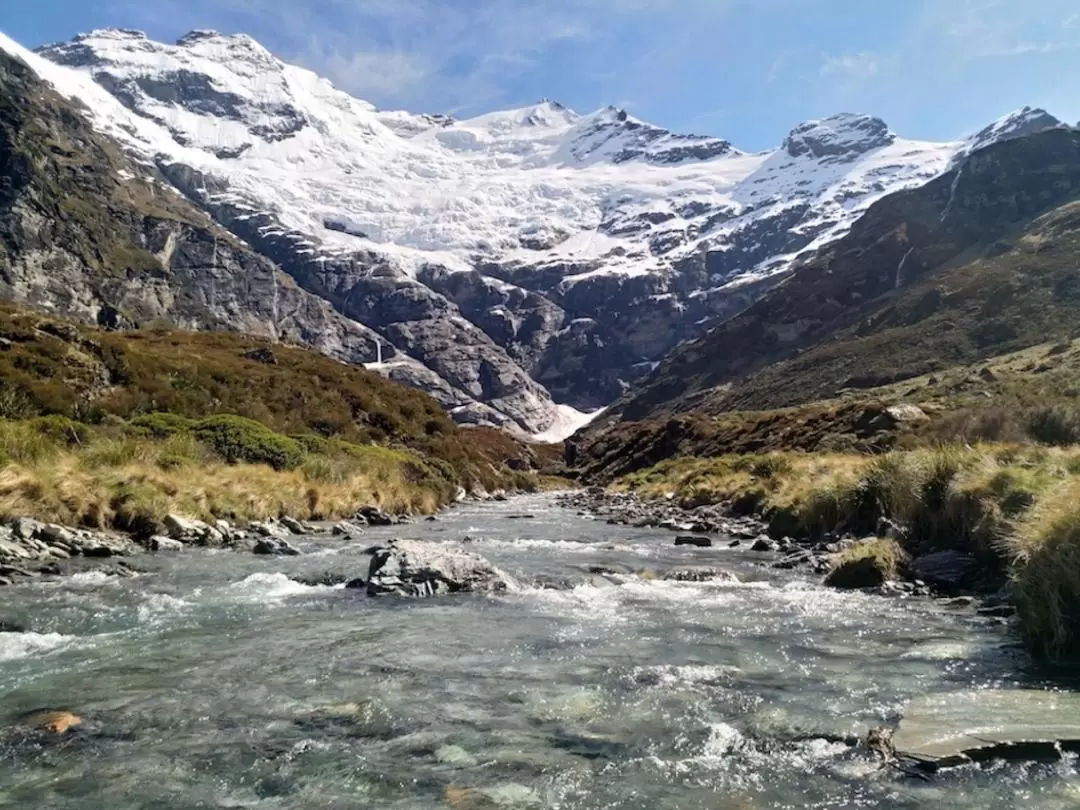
[4, 14, 1080, 809]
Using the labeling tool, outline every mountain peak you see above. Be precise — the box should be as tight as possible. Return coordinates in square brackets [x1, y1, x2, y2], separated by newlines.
[74, 28, 147, 42]
[966, 106, 1066, 155]
[783, 113, 895, 160]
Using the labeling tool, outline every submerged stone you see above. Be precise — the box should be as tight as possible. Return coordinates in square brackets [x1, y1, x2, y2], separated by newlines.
[893, 690, 1080, 769]
[16, 710, 83, 734]
[674, 536, 712, 548]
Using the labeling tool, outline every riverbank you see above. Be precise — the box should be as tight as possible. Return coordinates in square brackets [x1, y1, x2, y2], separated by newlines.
[598, 444, 1080, 662]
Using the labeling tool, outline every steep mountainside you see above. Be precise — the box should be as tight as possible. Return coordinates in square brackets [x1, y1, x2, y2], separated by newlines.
[0, 28, 1066, 434]
[591, 127, 1080, 431]
[0, 44, 466, 404]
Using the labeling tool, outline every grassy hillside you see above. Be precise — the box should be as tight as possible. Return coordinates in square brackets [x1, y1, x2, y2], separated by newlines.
[0, 303, 563, 529]
[574, 334, 1080, 481]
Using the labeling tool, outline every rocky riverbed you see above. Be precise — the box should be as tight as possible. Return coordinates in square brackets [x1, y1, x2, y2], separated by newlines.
[557, 488, 1013, 604]
[2, 494, 1071, 808]
[0, 506, 410, 587]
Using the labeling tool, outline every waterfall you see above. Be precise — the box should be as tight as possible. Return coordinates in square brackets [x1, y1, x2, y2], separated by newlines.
[940, 167, 963, 224]
[895, 247, 915, 290]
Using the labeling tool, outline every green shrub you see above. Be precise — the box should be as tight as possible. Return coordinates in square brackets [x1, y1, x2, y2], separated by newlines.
[1027, 404, 1080, 446]
[28, 415, 90, 446]
[130, 412, 193, 439]
[0, 420, 61, 464]
[192, 415, 305, 471]
[0, 386, 35, 420]
[292, 434, 332, 455]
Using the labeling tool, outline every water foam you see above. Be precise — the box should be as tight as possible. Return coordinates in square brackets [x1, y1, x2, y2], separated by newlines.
[136, 592, 192, 623]
[0, 631, 77, 662]
[224, 572, 338, 601]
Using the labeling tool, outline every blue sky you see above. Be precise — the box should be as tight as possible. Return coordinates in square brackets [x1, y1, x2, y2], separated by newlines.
[5, 0, 1079, 150]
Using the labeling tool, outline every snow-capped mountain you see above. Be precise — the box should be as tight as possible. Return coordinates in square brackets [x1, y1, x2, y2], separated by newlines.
[0, 27, 1067, 436]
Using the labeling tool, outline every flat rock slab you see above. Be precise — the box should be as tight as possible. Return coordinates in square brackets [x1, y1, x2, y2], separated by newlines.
[894, 690, 1080, 768]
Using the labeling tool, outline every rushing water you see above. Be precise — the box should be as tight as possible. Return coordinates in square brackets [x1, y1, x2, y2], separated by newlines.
[1, 495, 1078, 809]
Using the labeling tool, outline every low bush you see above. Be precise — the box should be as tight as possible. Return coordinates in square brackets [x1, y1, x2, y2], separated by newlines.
[130, 412, 193, 439]
[192, 415, 305, 471]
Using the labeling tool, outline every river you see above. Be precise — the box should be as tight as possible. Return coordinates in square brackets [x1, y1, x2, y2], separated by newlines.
[1, 495, 1077, 809]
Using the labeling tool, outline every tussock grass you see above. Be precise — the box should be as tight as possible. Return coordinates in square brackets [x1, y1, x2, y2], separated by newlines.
[1008, 479, 1080, 660]
[0, 432, 446, 530]
[0, 413, 556, 532]
[620, 444, 1080, 660]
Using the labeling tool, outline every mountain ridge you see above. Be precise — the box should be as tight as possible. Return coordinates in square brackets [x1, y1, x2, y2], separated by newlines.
[0, 26, 1068, 434]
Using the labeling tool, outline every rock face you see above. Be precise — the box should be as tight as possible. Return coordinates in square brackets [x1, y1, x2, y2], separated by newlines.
[0, 29, 1053, 432]
[365, 538, 515, 598]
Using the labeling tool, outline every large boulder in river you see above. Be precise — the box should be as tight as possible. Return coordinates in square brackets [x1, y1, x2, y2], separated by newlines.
[824, 539, 909, 590]
[366, 538, 514, 598]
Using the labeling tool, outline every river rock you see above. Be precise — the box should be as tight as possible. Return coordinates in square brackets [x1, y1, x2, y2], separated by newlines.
[280, 516, 307, 535]
[332, 521, 364, 537]
[893, 690, 1080, 769]
[253, 537, 301, 556]
[16, 710, 83, 734]
[291, 572, 350, 587]
[9, 518, 43, 541]
[751, 536, 779, 552]
[662, 567, 740, 583]
[674, 536, 712, 548]
[356, 506, 395, 527]
[164, 514, 224, 547]
[910, 551, 977, 591]
[0, 620, 26, 633]
[365, 538, 514, 598]
[149, 536, 185, 552]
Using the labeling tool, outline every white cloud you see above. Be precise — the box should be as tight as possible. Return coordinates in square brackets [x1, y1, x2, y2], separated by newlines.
[819, 51, 879, 78]
[307, 47, 429, 99]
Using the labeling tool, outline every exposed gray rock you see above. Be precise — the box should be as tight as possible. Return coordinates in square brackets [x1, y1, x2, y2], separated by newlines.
[0, 519, 137, 583]
[911, 551, 977, 591]
[164, 514, 224, 547]
[355, 506, 395, 527]
[365, 538, 515, 598]
[149, 536, 184, 552]
[279, 517, 307, 535]
[884, 404, 930, 424]
[253, 537, 301, 556]
[331, 521, 364, 537]
[751, 536, 779, 552]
